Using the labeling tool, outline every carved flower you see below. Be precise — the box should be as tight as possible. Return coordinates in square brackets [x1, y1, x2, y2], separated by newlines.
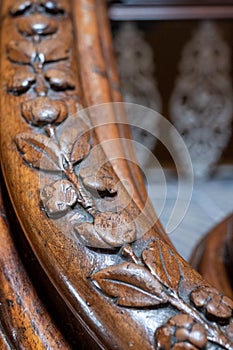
[21, 97, 67, 126]
[10, 0, 65, 16]
[155, 314, 207, 350]
[41, 179, 78, 218]
[190, 286, 233, 322]
[17, 14, 58, 36]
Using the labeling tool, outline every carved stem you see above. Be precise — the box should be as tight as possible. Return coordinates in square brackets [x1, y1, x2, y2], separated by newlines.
[63, 163, 98, 217]
[33, 62, 48, 96]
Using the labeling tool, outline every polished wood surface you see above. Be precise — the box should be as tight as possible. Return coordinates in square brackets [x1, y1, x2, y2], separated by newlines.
[1, 1, 233, 349]
[0, 181, 70, 349]
[190, 214, 233, 299]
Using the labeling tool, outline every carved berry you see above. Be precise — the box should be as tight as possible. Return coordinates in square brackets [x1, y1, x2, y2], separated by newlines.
[191, 286, 233, 322]
[21, 97, 67, 126]
[155, 325, 172, 350]
[41, 180, 77, 219]
[155, 314, 207, 350]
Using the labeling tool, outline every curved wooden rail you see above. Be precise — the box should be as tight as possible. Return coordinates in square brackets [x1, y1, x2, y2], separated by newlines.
[190, 214, 233, 299]
[0, 180, 70, 349]
[1, 1, 233, 349]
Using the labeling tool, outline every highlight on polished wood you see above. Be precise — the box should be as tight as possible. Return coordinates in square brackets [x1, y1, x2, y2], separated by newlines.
[0, 1, 233, 349]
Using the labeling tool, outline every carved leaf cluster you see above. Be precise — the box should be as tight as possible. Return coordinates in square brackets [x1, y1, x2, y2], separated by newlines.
[155, 314, 207, 350]
[7, 0, 72, 116]
[7, 40, 70, 95]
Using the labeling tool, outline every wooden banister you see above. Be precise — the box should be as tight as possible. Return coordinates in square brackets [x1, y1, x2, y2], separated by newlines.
[1, 1, 233, 349]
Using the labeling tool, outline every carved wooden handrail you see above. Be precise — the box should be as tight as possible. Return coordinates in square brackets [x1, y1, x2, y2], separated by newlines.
[0, 178, 70, 349]
[1, 1, 233, 349]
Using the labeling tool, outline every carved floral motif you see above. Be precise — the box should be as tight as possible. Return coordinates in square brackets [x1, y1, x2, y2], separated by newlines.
[92, 240, 233, 349]
[155, 314, 207, 350]
[7, 2, 233, 349]
[191, 286, 233, 322]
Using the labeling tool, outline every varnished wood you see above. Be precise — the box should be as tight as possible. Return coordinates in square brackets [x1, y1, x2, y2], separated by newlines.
[1, 1, 233, 349]
[190, 214, 233, 299]
[0, 181, 70, 349]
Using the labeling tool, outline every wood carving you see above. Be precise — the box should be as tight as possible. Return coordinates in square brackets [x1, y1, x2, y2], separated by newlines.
[1, 0, 233, 349]
[0, 181, 70, 349]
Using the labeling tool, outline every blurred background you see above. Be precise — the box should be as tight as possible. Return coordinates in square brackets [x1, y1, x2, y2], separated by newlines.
[108, 0, 233, 259]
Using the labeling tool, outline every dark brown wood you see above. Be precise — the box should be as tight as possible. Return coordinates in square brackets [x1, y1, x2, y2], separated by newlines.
[1, 1, 233, 349]
[190, 214, 233, 299]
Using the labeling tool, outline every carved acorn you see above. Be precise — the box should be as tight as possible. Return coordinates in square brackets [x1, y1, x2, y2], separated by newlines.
[21, 97, 67, 126]
[190, 286, 233, 322]
[155, 314, 207, 350]
[41, 179, 78, 218]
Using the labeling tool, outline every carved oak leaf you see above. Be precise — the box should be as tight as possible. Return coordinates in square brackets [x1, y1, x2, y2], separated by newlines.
[142, 240, 181, 292]
[7, 40, 36, 64]
[91, 262, 168, 307]
[17, 14, 58, 36]
[7, 69, 36, 95]
[45, 69, 75, 91]
[15, 133, 63, 171]
[21, 97, 67, 126]
[38, 39, 69, 63]
[41, 179, 77, 218]
[80, 164, 118, 197]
